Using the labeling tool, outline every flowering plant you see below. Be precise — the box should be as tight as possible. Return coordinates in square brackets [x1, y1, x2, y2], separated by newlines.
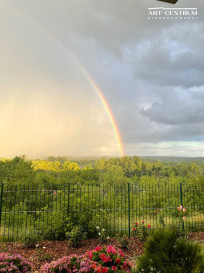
[175, 205, 187, 231]
[132, 221, 151, 241]
[41, 246, 132, 273]
[41, 254, 97, 273]
[86, 245, 132, 273]
[96, 226, 109, 244]
[0, 252, 32, 272]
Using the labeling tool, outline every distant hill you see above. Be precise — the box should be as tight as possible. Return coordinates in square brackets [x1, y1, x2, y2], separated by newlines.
[141, 156, 204, 165]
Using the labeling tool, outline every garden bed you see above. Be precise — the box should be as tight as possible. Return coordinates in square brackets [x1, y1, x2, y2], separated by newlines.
[0, 232, 204, 272]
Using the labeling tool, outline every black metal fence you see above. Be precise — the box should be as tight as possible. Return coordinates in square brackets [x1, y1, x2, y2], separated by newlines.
[0, 183, 203, 241]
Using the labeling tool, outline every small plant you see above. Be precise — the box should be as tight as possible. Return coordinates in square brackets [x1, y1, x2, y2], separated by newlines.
[117, 234, 129, 250]
[158, 209, 166, 227]
[36, 248, 53, 262]
[136, 228, 204, 273]
[40, 254, 96, 273]
[96, 226, 109, 244]
[66, 226, 87, 247]
[86, 245, 132, 272]
[20, 230, 42, 248]
[0, 243, 8, 252]
[133, 221, 151, 241]
[0, 252, 32, 272]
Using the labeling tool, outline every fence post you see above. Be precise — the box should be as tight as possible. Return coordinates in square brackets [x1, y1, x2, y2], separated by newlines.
[0, 183, 4, 227]
[128, 183, 130, 237]
[67, 183, 70, 217]
[179, 183, 184, 230]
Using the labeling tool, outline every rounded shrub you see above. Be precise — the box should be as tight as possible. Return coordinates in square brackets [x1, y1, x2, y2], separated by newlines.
[0, 252, 32, 272]
[136, 228, 204, 273]
[66, 226, 87, 248]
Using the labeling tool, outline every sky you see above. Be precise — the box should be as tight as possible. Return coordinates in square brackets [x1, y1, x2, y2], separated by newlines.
[0, 0, 204, 158]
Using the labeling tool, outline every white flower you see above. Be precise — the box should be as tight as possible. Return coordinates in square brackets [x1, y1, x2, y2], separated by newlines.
[98, 233, 101, 235]
[96, 226, 99, 230]
[102, 229, 105, 232]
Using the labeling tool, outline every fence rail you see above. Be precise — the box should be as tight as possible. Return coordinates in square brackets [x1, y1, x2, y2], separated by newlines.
[0, 183, 203, 241]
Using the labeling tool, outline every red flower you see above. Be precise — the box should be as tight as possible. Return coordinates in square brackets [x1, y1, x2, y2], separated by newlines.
[102, 267, 108, 273]
[135, 222, 139, 226]
[95, 246, 103, 251]
[142, 220, 144, 224]
[133, 227, 136, 231]
[115, 258, 121, 264]
[100, 253, 106, 260]
[112, 266, 117, 271]
[147, 224, 151, 228]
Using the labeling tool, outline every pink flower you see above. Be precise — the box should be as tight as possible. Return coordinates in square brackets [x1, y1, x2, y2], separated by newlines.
[177, 206, 181, 211]
[106, 246, 117, 254]
[89, 251, 92, 259]
[118, 250, 124, 257]
[183, 208, 186, 212]
[112, 266, 117, 271]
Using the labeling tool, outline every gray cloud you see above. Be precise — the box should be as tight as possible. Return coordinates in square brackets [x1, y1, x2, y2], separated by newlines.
[1, 0, 204, 157]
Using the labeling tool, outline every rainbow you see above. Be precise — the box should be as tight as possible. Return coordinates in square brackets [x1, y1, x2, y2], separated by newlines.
[1, 2, 125, 157]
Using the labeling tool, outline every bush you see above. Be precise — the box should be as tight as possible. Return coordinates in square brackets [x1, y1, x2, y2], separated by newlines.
[69, 211, 100, 239]
[41, 216, 72, 241]
[86, 245, 132, 272]
[96, 226, 109, 244]
[66, 226, 87, 247]
[133, 221, 151, 241]
[136, 228, 204, 273]
[20, 229, 42, 248]
[41, 254, 96, 273]
[117, 234, 129, 250]
[0, 252, 32, 272]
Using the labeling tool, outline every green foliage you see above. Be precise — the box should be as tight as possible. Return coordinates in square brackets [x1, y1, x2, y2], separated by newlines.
[39, 214, 71, 241]
[19, 228, 42, 248]
[36, 248, 53, 262]
[1, 155, 204, 242]
[117, 234, 129, 249]
[136, 228, 204, 273]
[0, 156, 35, 185]
[66, 226, 87, 248]
[133, 221, 151, 241]
[96, 226, 109, 244]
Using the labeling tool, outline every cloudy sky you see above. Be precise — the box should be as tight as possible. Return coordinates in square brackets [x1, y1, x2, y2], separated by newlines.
[0, 0, 204, 158]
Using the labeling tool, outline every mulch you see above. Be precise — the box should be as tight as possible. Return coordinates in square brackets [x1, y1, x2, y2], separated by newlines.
[0, 232, 204, 272]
